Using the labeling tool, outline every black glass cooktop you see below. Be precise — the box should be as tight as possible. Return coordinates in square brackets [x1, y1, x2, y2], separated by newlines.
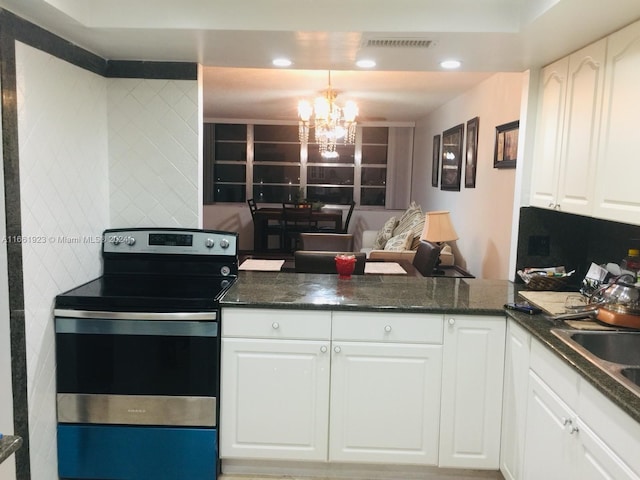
[55, 274, 236, 312]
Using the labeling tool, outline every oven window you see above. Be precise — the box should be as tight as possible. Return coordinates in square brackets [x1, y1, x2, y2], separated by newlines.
[56, 333, 218, 397]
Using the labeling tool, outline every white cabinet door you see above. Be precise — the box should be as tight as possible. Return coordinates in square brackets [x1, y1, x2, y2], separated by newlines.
[439, 316, 506, 469]
[220, 337, 330, 461]
[556, 39, 606, 216]
[523, 370, 577, 480]
[576, 419, 639, 480]
[329, 341, 442, 465]
[595, 19, 640, 225]
[530, 57, 569, 210]
[500, 320, 531, 480]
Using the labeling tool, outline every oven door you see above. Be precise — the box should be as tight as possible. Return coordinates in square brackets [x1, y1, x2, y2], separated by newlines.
[55, 311, 219, 427]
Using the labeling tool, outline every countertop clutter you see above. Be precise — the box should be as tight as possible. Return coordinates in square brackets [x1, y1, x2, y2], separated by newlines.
[0, 435, 23, 464]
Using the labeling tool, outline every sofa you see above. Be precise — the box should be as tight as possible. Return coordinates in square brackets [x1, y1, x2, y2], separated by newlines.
[360, 201, 454, 265]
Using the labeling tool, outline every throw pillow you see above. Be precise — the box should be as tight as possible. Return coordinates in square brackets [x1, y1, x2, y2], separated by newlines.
[373, 216, 398, 249]
[409, 215, 426, 249]
[383, 231, 413, 251]
[393, 201, 423, 237]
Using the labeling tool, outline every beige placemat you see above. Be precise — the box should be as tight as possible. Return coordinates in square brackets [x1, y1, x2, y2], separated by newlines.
[565, 320, 617, 331]
[239, 259, 285, 271]
[365, 262, 406, 275]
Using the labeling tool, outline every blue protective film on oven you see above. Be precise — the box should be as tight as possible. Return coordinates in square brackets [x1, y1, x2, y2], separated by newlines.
[58, 424, 217, 479]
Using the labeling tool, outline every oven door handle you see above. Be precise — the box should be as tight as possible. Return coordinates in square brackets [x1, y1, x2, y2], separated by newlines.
[55, 317, 218, 337]
[54, 309, 216, 321]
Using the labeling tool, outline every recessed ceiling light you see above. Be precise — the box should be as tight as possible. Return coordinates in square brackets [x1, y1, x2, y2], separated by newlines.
[356, 59, 376, 68]
[272, 58, 292, 67]
[440, 59, 462, 70]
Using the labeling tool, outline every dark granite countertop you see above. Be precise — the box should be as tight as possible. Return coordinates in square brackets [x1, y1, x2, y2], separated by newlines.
[221, 272, 640, 425]
[0, 435, 22, 464]
[221, 271, 518, 313]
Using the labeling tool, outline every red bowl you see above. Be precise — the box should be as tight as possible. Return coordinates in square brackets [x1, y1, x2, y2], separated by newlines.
[335, 255, 356, 279]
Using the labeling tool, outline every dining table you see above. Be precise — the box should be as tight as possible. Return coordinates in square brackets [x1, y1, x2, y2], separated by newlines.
[253, 206, 343, 252]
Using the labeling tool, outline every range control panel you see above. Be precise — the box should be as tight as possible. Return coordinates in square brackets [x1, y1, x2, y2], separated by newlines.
[102, 228, 238, 256]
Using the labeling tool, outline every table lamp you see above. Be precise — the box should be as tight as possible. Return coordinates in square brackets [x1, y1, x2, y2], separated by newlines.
[421, 211, 459, 274]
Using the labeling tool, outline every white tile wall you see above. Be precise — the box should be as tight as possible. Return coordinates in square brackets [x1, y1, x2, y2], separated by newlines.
[16, 41, 110, 480]
[107, 78, 199, 228]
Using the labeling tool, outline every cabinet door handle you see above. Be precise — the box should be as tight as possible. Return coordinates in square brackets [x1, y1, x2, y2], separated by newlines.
[334, 346, 341, 353]
[568, 425, 579, 435]
[320, 345, 327, 353]
[448, 318, 455, 326]
[272, 322, 279, 329]
[561, 417, 571, 426]
[384, 325, 392, 332]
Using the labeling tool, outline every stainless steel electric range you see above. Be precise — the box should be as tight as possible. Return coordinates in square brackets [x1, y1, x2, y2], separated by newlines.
[54, 228, 238, 480]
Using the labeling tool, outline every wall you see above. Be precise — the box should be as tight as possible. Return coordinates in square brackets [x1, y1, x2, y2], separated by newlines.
[107, 78, 199, 228]
[15, 41, 110, 479]
[411, 72, 524, 279]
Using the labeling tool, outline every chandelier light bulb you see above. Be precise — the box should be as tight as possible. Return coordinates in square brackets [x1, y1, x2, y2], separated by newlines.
[298, 70, 358, 158]
[298, 100, 312, 121]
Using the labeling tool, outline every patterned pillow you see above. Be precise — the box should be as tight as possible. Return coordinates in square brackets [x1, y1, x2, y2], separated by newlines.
[393, 201, 423, 237]
[373, 216, 398, 249]
[409, 215, 426, 249]
[383, 231, 413, 251]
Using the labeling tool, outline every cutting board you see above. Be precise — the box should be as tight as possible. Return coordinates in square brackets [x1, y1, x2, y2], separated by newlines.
[518, 291, 578, 316]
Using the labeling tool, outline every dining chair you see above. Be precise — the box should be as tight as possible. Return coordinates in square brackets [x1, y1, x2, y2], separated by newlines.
[281, 203, 317, 252]
[300, 232, 354, 252]
[248, 198, 283, 251]
[412, 240, 443, 276]
[317, 200, 356, 233]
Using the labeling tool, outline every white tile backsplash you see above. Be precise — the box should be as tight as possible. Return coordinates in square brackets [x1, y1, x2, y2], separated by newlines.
[16, 41, 110, 480]
[108, 78, 199, 228]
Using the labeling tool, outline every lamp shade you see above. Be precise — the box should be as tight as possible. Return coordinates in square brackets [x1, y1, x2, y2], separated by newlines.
[421, 211, 459, 243]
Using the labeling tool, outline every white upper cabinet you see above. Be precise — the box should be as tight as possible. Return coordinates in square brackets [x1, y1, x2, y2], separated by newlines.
[556, 40, 606, 216]
[530, 39, 606, 216]
[530, 57, 569, 210]
[594, 19, 640, 225]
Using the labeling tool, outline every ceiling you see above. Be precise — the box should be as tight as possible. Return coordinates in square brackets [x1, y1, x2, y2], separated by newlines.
[2, 0, 640, 122]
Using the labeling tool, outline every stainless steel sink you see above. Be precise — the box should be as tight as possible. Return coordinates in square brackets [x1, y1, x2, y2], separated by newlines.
[551, 329, 640, 396]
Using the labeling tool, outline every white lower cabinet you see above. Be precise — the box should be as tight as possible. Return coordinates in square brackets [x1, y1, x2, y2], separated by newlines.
[329, 341, 442, 465]
[220, 337, 331, 460]
[439, 315, 506, 469]
[523, 370, 577, 480]
[500, 320, 531, 480]
[220, 308, 332, 461]
[522, 338, 640, 480]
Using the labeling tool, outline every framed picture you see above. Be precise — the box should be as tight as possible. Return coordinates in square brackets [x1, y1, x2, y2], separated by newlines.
[493, 120, 519, 169]
[465, 117, 479, 188]
[440, 124, 464, 191]
[431, 134, 440, 187]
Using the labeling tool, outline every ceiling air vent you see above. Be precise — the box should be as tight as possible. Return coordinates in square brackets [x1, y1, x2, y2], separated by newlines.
[363, 38, 434, 48]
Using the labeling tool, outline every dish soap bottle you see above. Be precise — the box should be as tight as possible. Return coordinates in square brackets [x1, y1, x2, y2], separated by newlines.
[621, 248, 640, 283]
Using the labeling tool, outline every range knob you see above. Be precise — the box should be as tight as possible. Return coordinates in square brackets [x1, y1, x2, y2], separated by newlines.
[205, 238, 215, 248]
[125, 236, 136, 246]
[220, 238, 230, 249]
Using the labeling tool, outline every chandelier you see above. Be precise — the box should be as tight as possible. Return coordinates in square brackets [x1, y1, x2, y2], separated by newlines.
[298, 71, 358, 158]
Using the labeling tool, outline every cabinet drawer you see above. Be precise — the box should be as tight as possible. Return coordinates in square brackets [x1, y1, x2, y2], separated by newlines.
[332, 312, 443, 344]
[222, 308, 331, 340]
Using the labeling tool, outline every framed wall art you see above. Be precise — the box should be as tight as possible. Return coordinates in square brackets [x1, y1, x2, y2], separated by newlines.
[465, 117, 479, 188]
[493, 120, 519, 169]
[432, 134, 440, 187]
[440, 124, 464, 191]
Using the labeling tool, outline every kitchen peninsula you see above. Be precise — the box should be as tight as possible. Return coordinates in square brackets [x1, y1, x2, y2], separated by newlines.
[220, 272, 640, 480]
